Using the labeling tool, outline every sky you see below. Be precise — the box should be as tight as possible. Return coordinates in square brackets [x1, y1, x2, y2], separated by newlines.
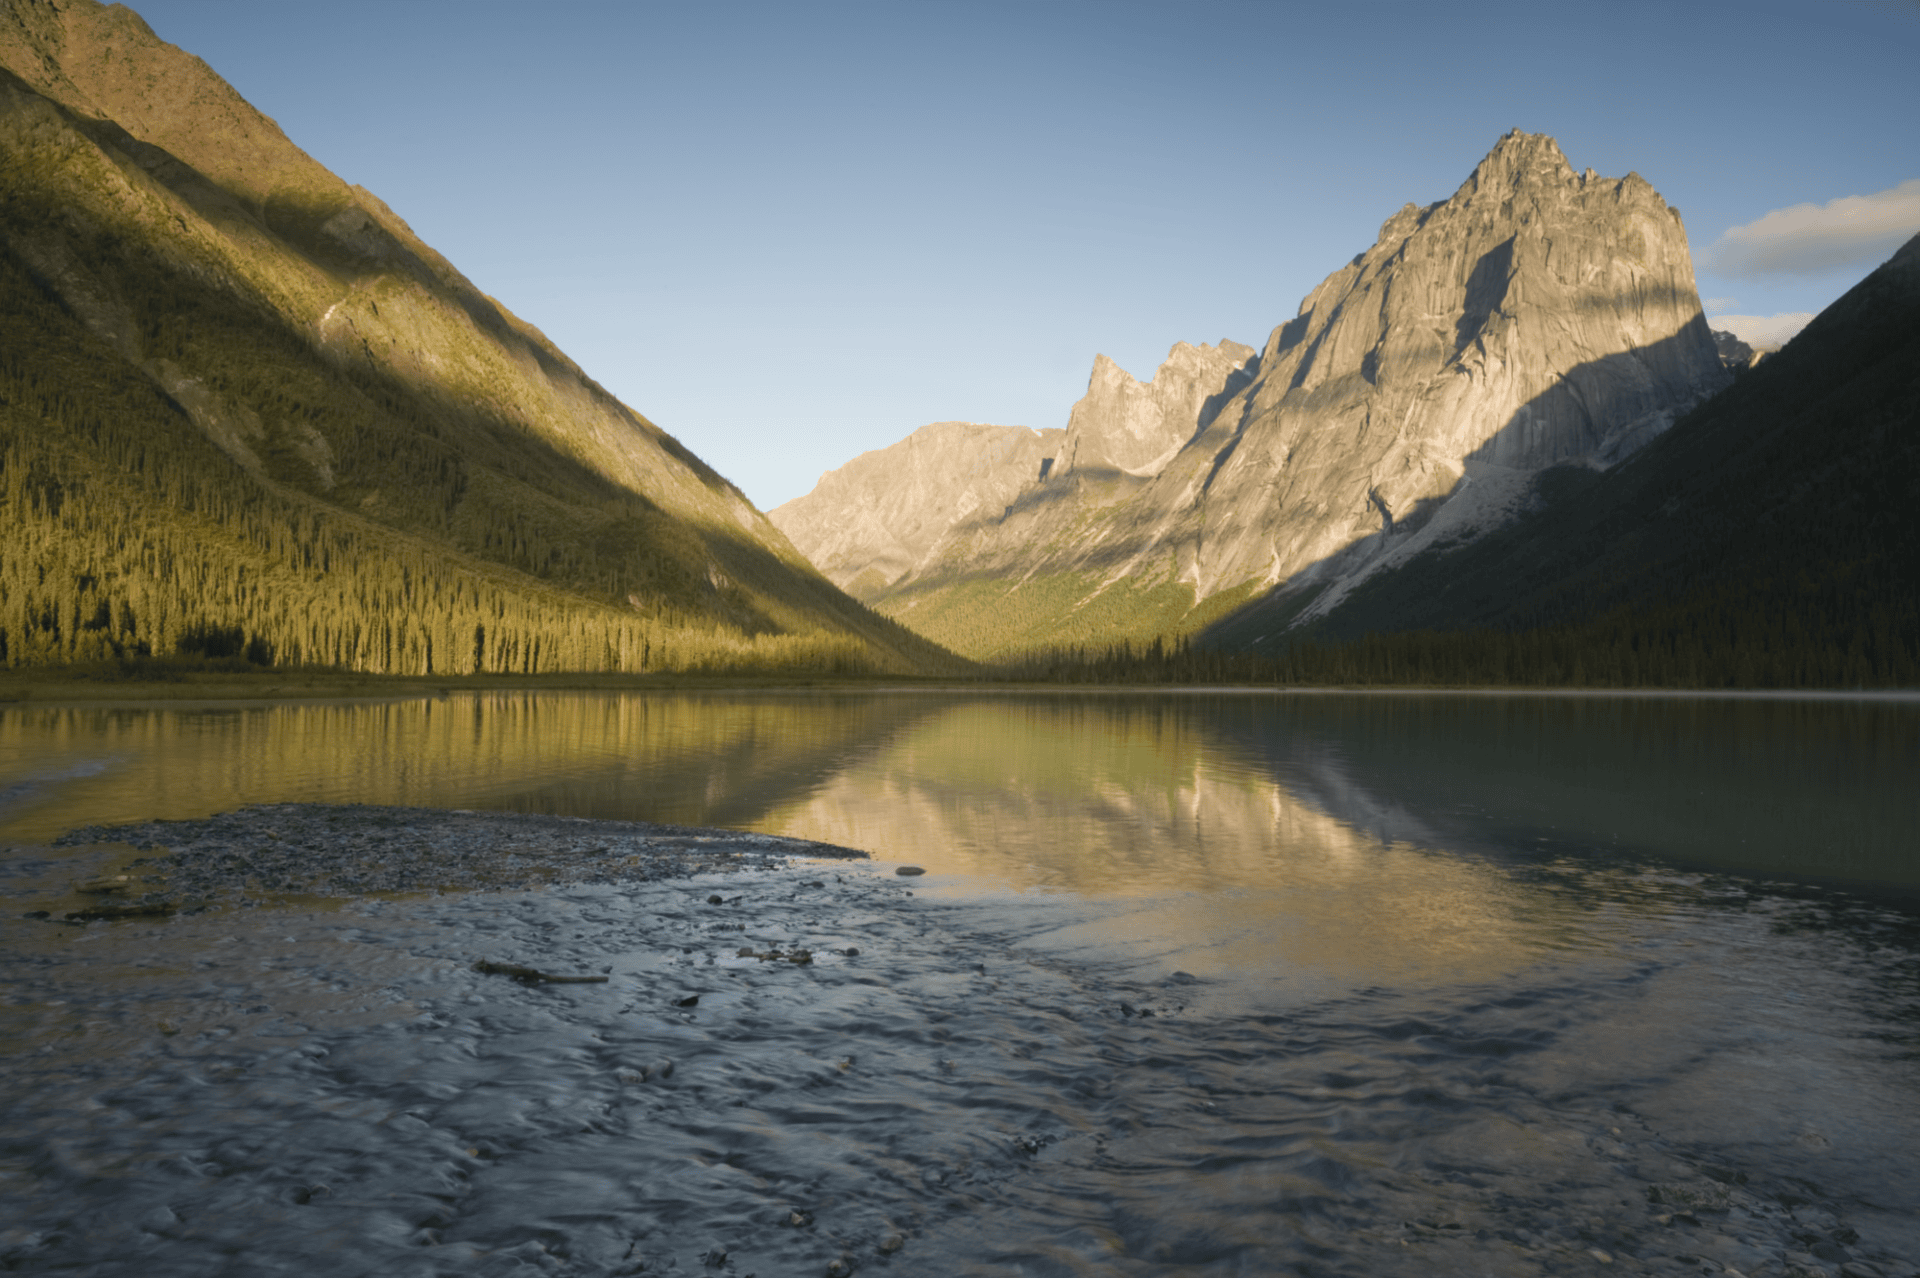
[123, 0, 1920, 512]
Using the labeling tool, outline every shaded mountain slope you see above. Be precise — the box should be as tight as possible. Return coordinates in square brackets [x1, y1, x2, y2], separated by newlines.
[1208, 233, 1920, 685]
[0, 0, 954, 675]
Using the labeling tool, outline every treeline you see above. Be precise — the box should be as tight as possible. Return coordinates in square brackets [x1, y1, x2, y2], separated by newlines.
[0, 429, 881, 676]
[0, 102, 959, 679]
[993, 606, 1918, 689]
[880, 568, 1252, 664]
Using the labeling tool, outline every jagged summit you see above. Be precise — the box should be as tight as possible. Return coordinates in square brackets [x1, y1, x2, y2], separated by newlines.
[779, 131, 1729, 659]
[1460, 129, 1577, 188]
[1059, 340, 1259, 477]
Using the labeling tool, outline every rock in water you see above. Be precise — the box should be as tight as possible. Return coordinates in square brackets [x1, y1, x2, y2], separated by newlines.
[781, 131, 1730, 658]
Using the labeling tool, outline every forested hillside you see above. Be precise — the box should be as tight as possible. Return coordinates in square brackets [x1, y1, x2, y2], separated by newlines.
[0, 2, 956, 677]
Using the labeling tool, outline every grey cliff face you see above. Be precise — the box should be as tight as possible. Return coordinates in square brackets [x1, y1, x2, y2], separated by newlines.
[1059, 341, 1259, 477]
[1165, 129, 1729, 610]
[790, 131, 1730, 655]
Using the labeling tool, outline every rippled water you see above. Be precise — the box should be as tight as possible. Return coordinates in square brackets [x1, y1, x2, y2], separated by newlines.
[3, 690, 1918, 1275]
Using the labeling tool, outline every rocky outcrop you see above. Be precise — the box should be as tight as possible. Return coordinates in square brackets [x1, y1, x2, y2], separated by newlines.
[771, 422, 1063, 598]
[1059, 341, 1259, 477]
[1260, 231, 1920, 663]
[807, 131, 1731, 658]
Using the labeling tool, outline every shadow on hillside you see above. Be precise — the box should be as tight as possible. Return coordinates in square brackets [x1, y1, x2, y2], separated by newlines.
[19, 74, 755, 510]
[877, 462, 1177, 608]
[1201, 234, 1920, 656]
[2, 98, 953, 668]
[27, 74, 596, 396]
[1183, 317, 1727, 651]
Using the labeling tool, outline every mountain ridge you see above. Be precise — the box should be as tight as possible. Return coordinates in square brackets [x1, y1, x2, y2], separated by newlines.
[0, 0, 955, 675]
[779, 130, 1729, 660]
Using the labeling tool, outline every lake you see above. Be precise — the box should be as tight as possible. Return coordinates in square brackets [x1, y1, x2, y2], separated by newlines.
[3, 689, 1917, 1275]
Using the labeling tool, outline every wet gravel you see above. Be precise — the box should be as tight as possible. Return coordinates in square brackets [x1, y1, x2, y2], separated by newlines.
[44, 804, 865, 915]
[4, 807, 1917, 1276]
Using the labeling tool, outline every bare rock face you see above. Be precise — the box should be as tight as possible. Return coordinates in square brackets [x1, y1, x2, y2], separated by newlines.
[770, 423, 1063, 598]
[1167, 130, 1729, 609]
[822, 131, 1730, 657]
[773, 344, 1255, 603]
[1059, 341, 1259, 477]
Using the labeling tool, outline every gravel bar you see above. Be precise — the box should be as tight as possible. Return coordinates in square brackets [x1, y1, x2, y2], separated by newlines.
[47, 803, 865, 914]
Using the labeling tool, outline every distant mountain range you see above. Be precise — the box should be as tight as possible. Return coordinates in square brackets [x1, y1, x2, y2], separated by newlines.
[775, 131, 1740, 661]
[0, 0, 954, 676]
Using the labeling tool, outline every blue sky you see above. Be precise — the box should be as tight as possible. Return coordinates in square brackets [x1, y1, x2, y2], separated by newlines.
[128, 0, 1919, 511]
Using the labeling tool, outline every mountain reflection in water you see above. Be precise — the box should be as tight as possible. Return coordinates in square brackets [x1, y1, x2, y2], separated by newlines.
[4, 690, 1914, 884]
[2, 691, 1916, 1000]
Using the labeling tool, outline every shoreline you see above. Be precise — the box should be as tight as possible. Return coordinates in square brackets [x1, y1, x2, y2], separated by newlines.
[5, 667, 1917, 709]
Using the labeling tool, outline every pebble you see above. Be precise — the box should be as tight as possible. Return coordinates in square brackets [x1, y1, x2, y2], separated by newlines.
[895, 865, 925, 876]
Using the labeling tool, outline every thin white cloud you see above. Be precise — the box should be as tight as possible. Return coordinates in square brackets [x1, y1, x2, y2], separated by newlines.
[1700, 296, 1739, 313]
[1704, 312, 1816, 351]
[1703, 179, 1920, 276]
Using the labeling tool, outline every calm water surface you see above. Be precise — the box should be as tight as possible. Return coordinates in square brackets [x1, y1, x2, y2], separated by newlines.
[3, 690, 1917, 1274]
[4, 690, 1915, 998]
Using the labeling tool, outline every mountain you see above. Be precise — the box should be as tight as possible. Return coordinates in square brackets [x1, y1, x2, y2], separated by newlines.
[780, 132, 1729, 661]
[1213, 232, 1920, 686]
[0, 0, 953, 676]
[770, 421, 1064, 602]
[1711, 328, 1762, 372]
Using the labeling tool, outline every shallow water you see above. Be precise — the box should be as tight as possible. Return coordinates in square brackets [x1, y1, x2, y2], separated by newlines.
[3, 690, 1918, 1275]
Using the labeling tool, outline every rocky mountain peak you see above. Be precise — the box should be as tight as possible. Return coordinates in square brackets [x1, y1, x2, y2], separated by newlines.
[781, 131, 1730, 659]
[1460, 129, 1577, 194]
[1059, 340, 1258, 478]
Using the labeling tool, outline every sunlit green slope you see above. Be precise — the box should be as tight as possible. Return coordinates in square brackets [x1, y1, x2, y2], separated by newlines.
[0, 0, 957, 676]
